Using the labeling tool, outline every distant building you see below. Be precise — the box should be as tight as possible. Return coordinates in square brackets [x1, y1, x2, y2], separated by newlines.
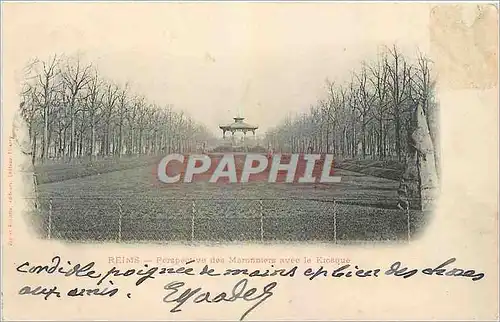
[219, 116, 258, 149]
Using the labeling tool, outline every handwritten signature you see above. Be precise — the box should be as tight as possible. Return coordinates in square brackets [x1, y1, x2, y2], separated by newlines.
[163, 278, 277, 321]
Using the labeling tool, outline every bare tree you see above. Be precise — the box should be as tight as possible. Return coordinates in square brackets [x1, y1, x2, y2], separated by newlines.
[368, 53, 390, 158]
[266, 44, 435, 168]
[385, 45, 413, 161]
[60, 55, 92, 160]
[84, 70, 104, 159]
[116, 83, 129, 156]
[354, 64, 376, 158]
[31, 55, 61, 162]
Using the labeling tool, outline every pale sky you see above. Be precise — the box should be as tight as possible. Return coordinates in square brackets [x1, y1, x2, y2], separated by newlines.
[3, 2, 431, 134]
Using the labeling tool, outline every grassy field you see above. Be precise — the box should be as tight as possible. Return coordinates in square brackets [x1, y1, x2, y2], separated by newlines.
[335, 159, 405, 181]
[34, 155, 163, 184]
[32, 156, 427, 243]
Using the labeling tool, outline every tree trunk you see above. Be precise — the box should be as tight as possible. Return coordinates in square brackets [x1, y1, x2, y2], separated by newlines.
[69, 102, 75, 160]
[32, 136, 37, 166]
[394, 106, 401, 161]
[378, 119, 383, 158]
[361, 117, 366, 158]
[90, 113, 95, 160]
[42, 105, 49, 162]
[118, 116, 123, 157]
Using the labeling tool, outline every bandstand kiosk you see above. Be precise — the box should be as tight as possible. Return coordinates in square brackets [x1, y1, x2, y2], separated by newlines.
[219, 117, 258, 146]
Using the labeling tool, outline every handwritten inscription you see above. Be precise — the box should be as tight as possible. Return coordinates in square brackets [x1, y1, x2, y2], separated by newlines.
[18, 284, 119, 300]
[14, 256, 485, 320]
[18, 285, 61, 300]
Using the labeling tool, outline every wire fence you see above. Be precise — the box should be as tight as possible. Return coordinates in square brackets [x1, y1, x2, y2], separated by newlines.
[33, 196, 420, 243]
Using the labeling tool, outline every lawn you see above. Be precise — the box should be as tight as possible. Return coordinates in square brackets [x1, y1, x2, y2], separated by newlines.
[335, 159, 405, 181]
[31, 156, 427, 244]
[34, 154, 164, 184]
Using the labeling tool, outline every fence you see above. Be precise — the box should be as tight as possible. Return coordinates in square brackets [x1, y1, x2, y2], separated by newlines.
[34, 196, 417, 243]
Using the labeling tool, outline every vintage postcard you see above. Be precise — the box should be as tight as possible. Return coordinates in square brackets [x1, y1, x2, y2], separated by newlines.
[1, 1, 498, 321]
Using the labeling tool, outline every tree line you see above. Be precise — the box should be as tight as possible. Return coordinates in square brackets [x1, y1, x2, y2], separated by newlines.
[19, 54, 214, 165]
[264, 45, 439, 164]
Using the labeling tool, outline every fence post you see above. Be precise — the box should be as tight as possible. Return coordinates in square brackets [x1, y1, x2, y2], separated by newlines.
[33, 174, 38, 192]
[48, 198, 52, 240]
[333, 199, 337, 244]
[191, 200, 195, 241]
[259, 200, 264, 242]
[118, 200, 122, 243]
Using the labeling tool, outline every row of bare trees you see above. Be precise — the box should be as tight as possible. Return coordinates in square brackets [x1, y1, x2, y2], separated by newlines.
[19, 54, 214, 164]
[265, 45, 439, 163]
